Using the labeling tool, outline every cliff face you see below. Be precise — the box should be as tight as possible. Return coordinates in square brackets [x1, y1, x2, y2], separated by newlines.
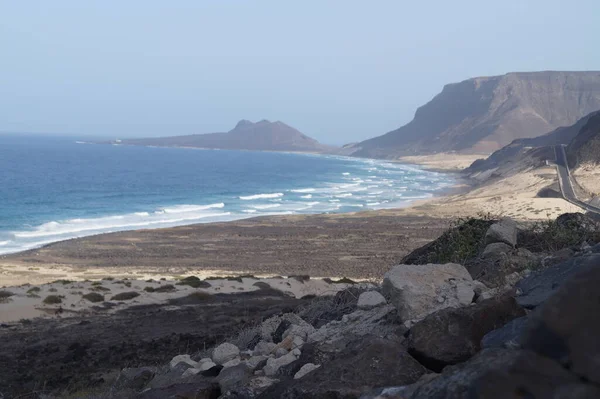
[351, 71, 600, 157]
[120, 120, 331, 153]
[567, 112, 600, 167]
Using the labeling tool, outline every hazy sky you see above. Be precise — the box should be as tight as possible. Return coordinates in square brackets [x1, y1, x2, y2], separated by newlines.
[1, 1, 599, 144]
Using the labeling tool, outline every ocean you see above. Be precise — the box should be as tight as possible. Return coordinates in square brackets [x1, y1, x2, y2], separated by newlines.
[0, 134, 455, 255]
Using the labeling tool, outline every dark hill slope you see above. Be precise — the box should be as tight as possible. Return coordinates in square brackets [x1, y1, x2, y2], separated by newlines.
[350, 71, 600, 158]
[119, 120, 332, 153]
[567, 112, 600, 167]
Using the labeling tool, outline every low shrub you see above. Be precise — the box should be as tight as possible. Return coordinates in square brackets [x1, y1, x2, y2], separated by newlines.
[111, 291, 140, 301]
[82, 292, 104, 303]
[26, 287, 41, 294]
[176, 276, 211, 288]
[43, 295, 63, 304]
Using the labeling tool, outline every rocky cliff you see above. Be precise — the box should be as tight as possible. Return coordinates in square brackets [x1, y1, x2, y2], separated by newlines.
[567, 111, 600, 167]
[118, 120, 332, 153]
[350, 71, 600, 158]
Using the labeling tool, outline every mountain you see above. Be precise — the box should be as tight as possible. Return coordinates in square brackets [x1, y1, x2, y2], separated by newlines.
[567, 111, 600, 167]
[116, 120, 332, 153]
[348, 71, 600, 158]
[467, 110, 600, 174]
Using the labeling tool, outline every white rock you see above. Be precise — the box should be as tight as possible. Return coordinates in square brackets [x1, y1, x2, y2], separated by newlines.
[263, 352, 297, 376]
[252, 341, 277, 356]
[169, 354, 198, 369]
[181, 368, 201, 378]
[212, 343, 240, 365]
[294, 363, 320, 379]
[222, 357, 241, 369]
[292, 335, 304, 349]
[485, 218, 518, 247]
[357, 291, 387, 309]
[292, 348, 301, 356]
[274, 347, 288, 358]
[382, 263, 475, 321]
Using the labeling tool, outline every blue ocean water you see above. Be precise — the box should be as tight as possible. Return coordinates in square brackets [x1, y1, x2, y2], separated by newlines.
[0, 134, 455, 255]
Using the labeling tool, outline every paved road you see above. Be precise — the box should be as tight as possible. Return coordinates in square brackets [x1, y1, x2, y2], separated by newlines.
[554, 145, 600, 214]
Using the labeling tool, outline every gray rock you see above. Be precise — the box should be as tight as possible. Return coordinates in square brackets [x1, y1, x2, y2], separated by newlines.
[481, 242, 513, 258]
[114, 367, 156, 391]
[485, 218, 518, 247]
[357, 291, 387, 309]
[138, 379, 221, 399]
[198, 358, 217, 372]
[216, 363, 252, 393]
[521, 262, 600, 385]
[293, 363, 320, 379]
[263, 351, 298, 376]
[516, 253, 600, 308]
[169, 354, 198, 369]
[408, 348, 593, 399]
[252, 341, 276, 356]
[591, 242, 600, 253]
[481, 316, 527, 349]
[408, 295, 525, 371]
[222, 357, 241, 369]
[212, 342, 240, 365]
[382, 263, 475, 321]
[274, 347, 288, 358]
[244, 355, 267, 371]
[282, 323, 315, 342]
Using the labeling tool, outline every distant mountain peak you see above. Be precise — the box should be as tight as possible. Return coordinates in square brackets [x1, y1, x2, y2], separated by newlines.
[235, 119, 254, 129]
[351, 71, 600, 158]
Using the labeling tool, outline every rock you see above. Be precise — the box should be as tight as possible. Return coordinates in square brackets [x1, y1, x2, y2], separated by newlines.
[216, 363, 251, 393]
[246, 334, 261, 351]
[200, 364, 223, 377]
[516, 253, 600, 308]
[263, 351, 298, 376]
[274, 347, 288, 357]
[258, 338, 425, 398]
[212, 343, 240, 365]
[408, 295, 525, 371]
[591, 242, 600, 253]
[181, 368, 201, 378]
[198, 359, 217, 372]
[170, 354, 199, 369]
[382, 263, 475, 321]
[259, 313, 308, 342]
[481, 242, 513, 258]
[271, 319, 291, 344]
[282, 324, 315, 342]
[138, 380, 221, 399]
[293, 363, 320, 379]
[291, 335, 304, 349]
[222, 357, 241, 369]
[360, 373, 439, 399]
[481, 316, 527, 349]
[115, 367, 156, 391]
[484, 218, 518, 247]
[244, 355, 267, 371]
[357, 291, 387, 309]
[252, 341, 276, 356]
[521, 263, 600, 385]
[291, 348, 301, 356]
[407, 348, 594, 399]
[467, 246, 538, 288]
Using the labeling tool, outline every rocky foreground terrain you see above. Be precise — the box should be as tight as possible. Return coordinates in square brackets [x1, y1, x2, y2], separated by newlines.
[4, 212, 597, 398]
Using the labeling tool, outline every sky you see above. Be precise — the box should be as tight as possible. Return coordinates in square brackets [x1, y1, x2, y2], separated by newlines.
[1, 1, 599, 145]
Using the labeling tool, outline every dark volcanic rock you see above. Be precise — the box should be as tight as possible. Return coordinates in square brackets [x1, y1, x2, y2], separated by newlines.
[408, 348, 595, 399]
[520, 262, 600, 384]
[481, 316, 527, 349]
[408, 295, 525, 371]
[466, 247, 538, 288]
[258, 338, 425, 399]
[515, 253, 600, 308]
[217, 364, 252, 393]
[271, 319, 291, 344]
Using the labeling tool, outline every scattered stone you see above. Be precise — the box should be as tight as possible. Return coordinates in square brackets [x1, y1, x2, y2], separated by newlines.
[293, 363, 320, 379]
[382, 263, 475, 321]
[198, 358, 217, 372]
[485, 218, 518, 247]
[481, 316, 527, 349]
[170, 354, 199, 369]
[408, 295, 525, 371]
[222, 357, 241, 369]
[115, 367, 156, 391]
[274, 347, 288, 358]
[282, 323, 315, 342]
[244, 355, 267, 371]
[271, 319, 292, 344]
[212, 342, 240, 365]
[181, 368, 201, 378]
[357, 291, 387, 309]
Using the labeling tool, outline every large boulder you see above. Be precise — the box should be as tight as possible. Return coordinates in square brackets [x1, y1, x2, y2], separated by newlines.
[520, 262, 600, 384]
[408, 295, 525, 371]
[484, 218, 518, 247]
[481, 316, 527, 349]
[406, 348, 599, 399]
[212, 343, 240, 365]
[516, 253, 600, 309]
[216, 363, 252, 394]
[467, 246, 539, 288]
[382, 263, 475, 321]
[357, 291, 387, 309]
[258, 338, 425, 398]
